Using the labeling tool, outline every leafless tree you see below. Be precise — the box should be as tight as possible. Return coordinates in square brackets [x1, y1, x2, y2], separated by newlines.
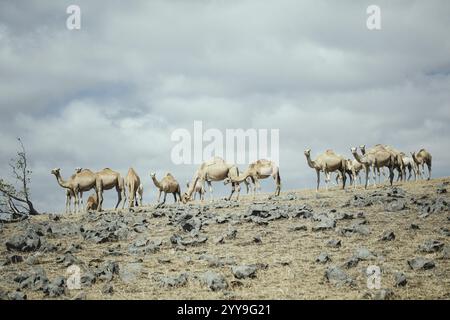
[0, 138, 39, 222]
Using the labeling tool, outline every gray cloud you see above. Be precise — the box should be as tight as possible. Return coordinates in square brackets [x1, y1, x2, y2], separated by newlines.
[1, 0, 449, 212]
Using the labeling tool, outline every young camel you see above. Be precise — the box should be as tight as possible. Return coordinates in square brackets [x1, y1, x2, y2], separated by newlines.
[151, 173, 181, 207]
[85, 193, 98, 211]
[182, 157, 242, 203]
[411, 149, 432, 180]
[304, 149, 347, 191]
[224, 159, 281, 197]
[186, 180, 205, 201]
[126, 168, 142, 208]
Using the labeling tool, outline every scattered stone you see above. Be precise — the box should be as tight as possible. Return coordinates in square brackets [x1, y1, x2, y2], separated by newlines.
[102, 284, 114, 295]
[380, 231, 396, 241]
[157, 257, 171, 264]
[316, 252, 331, 264]
[2, 254, 23, 266]
[214, 236, 225, 244]
[327, 239, 341, 248]
[344, 257, 359, 269]
[384, 199, 406, 212]
[436, 185, 447, 194]
[354, 248, 376, 260]
[81, 272, 96, 287]
[231, 265, 257, 279]
[253, 235, 262, 244]
[226, 227, 238, 240]
[325, 266, 353, 286]
[5, 229, 41, 252]
[442, 246, 450, 259]
[312, 218, 336, 232]
[290, 225, 307, 232]
[439, 228, 450, 237]
[410, 224, 420, 230]
[56, 253, 81, 267]
[158, 273, 188, 288]
[394, 272, 407, 287]
[200, 271, 228, 291]
[8, 291, 27, 300]
[48, 214, 61, 222]
[43, 276, 66, 298]
[73, 291, 87, 300]
[14, 267, 49, 291]
[419, 240, 444, 253]
[408, 258, 435, 270]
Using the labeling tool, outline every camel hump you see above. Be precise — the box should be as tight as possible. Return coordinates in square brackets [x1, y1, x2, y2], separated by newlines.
[418, 148, 426, 153]
[325, 149, 335, 155]
[166, 173, 173, 177]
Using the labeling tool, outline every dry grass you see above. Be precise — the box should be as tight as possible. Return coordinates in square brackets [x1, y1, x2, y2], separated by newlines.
[0, 177, 449, 300]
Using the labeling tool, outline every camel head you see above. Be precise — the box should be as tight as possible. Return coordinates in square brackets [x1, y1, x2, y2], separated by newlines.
[350, 147, 358, 154]
[150, 172, 156, 178]
[75, 167, 82, 173]
[51, 168, 61, 176]
[304, 149, 311, 156]
[181, 192, 191, 204]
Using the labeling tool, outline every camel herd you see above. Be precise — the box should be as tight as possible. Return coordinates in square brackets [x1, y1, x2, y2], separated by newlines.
[51, 145, 431, 213]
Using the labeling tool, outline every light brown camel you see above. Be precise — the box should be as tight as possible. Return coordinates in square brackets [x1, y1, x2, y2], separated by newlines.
[223, 159, 281, 197]
[182, 157, 241, 203]
[304, 149, 347, 191]
[351, 146, 395, 189]
[186, 180, 205, 201]
[95, 168, 127, 212]
[411, 149, 432, 180]
[151, 172, 181, 206]
[336, 159, 363, 189]
[125, 167, 141, 208]
[51, 168, 97, 213]
[85, 193, 98, 211]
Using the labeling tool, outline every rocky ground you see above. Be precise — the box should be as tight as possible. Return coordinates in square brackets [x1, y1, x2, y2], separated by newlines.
[0, 178, 449, 300]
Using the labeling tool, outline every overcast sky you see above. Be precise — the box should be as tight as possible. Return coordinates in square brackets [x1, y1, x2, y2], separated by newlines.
[1, 0, 449, 212]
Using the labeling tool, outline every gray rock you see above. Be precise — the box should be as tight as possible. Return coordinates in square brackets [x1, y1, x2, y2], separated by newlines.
[440, 228, 450, 237]
[81, 272, 96, 287]
[226, 227, 238, 240]
[354, 248, 376, 260]
[312, 218, 336, 232]
[56, 253, 81, 267]
[408, 258, 435, 270]
[73, 291, 87, 300]
[5, 229, 41, 252]
[102, 284, 114, 294]
[43, 276, 66, 297]
[2, 254, 23, 266]
[394, 272, 407, 287]
[14, 267, 49, 291]
[344, 257, 359, 269]
[253, 235, 262, 244]
[325, 266, 353, 285]
[442, 245, 450, 259]
[200, 271, 228, 291]
[326, 239, 341, 248]
[410, 224, 420, 230]
[384, 199, 406, 212]
[8, 291, 27, 300]
[231, 265, 257, 279]
[158, 273, 188, 288]
[290, 225, 307, 232]
[419, 240, 444, 253]
[340, 224, 370, 236]
[380, 231, 395, 241]
[316, 252, 331, 264]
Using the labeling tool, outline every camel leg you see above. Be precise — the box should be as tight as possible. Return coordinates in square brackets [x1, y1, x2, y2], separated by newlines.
[79, 191, 84, 212]
[114, 185, 122, 210]
[236, 183, 241, 200]
[96, 183, 104, 212]
[316, 170, 320, 192]
[427, 162, 432, 180]
[228, 183, 236, 201]
[207, 181, 213, 202]
[372, 165, 377, 188]
[341, 170, 346, 190]
[274, 172, 281, 196]
[389, 166, 394, 186]
[157, 190, 161, 203]
[173, 192, 177, 203]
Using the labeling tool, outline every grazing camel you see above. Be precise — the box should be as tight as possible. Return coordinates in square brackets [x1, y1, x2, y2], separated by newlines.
[304, 149, 347, 191]
[85, 193, 98, 211]
[351, 146, 395, 189]
[95, 168, 127, 212]
[224, 159, 281, 197]
[182, 157, 241, 203]
[411, 149, 432, 180]
[151, 173, 181, 206]
[125, 168, 141, 208]
[51, 168, 97, 213]
[186, 180, 205, 201]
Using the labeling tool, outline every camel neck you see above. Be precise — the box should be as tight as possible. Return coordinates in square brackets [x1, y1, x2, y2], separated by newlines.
[305, 154, 316, 169]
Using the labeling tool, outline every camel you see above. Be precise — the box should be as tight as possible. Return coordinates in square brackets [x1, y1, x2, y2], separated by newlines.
[95, 168, 127, 212]
[224, 159, 281, 197]
[361, 144, 405, 183]
[85, 193, 98, 211]
[51, 168, 97, 213]
[151, 172, 181, 206]
[304, 149, 347, 191]
[186, 180, 205, 201]
[125, 168, 141, 208]
[411, 149, 432, 180]
[182, 157, 241, 203]
[137, 184, 144, 207]
[65, 189, 75, 214]
[351, 146, 395, 189]
[336, 159, 363, 189]
[399, 153, 418, 181]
